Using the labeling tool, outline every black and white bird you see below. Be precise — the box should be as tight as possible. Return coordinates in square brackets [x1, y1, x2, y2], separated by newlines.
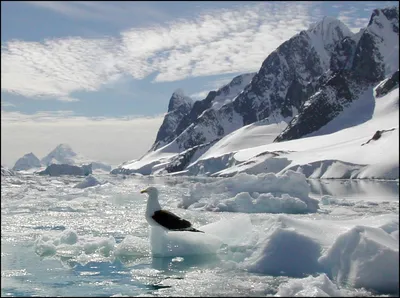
[140, 186, 204, 233]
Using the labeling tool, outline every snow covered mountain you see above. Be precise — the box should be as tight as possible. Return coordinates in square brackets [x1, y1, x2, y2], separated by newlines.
[41, 144, 78, 166]
[275, 6, 399, 141]
[185, 80, 399, 179]
[12, 144, 111, 173]
[12, 152, 42, 171]
[113, 6, 399, 178]
[41, 144, 111, 171]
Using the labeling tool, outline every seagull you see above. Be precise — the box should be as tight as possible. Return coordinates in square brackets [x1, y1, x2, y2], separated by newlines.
[140, 186, 204, 233]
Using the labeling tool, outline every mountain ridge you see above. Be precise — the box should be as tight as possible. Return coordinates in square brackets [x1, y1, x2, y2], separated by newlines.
[113, 6, 399, 178]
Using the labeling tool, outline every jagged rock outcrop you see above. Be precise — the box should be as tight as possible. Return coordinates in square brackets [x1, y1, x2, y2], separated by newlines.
[375, 70, 399, 97]
[12, 152, 42, 171]
[151, 89, 193, 150]
[275, 6, 399, 142]
[150, 17, 353, 157]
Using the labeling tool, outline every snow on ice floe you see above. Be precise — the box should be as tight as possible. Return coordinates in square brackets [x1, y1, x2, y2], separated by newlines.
[248, 214, 398, 293]
[319, 225, 399, 293]
[275, 273, 341, 297]
[34, 229, 116, 262]
[179, 170, 319, 214]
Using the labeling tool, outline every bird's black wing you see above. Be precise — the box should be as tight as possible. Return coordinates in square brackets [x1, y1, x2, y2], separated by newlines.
[152, 210, 192, 230]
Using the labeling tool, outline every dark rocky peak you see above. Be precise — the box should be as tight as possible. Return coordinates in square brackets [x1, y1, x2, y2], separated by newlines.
[368, 6, 399, 28]
[151, 90, 193, 150]
[174, 73, 255, 138]
[352, 6, 399, 82]
[167, 89, 193, 112]
[232, 18, 353, 126]
[330, 37, 357, 71]
[275, 6, 399, 143]
[375, 69, 399, 97]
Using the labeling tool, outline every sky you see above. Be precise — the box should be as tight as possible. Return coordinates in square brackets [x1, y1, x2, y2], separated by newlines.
[1, 1, 397, 167]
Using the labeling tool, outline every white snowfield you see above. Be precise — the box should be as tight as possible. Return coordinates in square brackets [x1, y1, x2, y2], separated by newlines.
[186, 84, 399, 179]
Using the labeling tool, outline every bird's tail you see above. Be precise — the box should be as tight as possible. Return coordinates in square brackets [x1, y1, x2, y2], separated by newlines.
[189, 228, 204, 233]
[172, 227, 204, 233]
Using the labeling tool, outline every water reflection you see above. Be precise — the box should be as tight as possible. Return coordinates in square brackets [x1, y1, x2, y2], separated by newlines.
[308, 179, 399, 201]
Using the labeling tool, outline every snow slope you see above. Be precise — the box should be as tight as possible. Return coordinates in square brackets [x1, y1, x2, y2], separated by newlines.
[186, 84, 399, 179]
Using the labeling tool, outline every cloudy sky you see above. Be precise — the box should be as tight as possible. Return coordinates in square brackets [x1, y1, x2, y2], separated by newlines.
[1, 1, 396, 167]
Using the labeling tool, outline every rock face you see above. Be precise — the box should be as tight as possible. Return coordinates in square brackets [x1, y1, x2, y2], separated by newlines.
[38, 163, 92, 176]
[375, 70, 399, 97]
[114, 6, 399, 175]
[146, 17, 353, 157]
[12, 153, 42, 171]
[152, 89, 194, 150]
[275, 6, 399, 142]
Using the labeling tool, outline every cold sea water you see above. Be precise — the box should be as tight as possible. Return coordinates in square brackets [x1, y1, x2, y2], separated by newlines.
[1, 173, 399, 297]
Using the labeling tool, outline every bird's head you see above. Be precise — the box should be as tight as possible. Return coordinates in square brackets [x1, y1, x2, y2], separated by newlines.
[140, 186, 159, 198]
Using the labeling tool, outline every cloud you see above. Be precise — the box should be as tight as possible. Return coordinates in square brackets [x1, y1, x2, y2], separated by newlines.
[1, 101, 16, 108]
[24, 1, 169, 26]
[337, 6, 371, 33]
[190, 90, 209, 100]
[1, 110, 164, 167]
[2, 2, 382, 101]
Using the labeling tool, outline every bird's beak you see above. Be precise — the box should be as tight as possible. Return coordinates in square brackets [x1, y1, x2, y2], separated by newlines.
[140, 189, 147, 194]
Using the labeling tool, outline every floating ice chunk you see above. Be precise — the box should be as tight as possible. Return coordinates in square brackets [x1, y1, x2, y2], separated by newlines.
[319, 225, 399, 293]
[73, 175, 102, 189]
[114, 235, 150, 257]
[34, 236, 57, 257]
[149, 215, 254, 260]
[200, 214, 253, 246]
[210, 192, 310, 214]
[83, 237, 115, 257]
[320, 195, 337, 205]
[59, 229, 78, 245]
[149, 226, 224, 257]
[185, 171, 319, 213]
[275, 273, 341, 297]
[244, 227, 323, 277]
[33, 229, 116, 260]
